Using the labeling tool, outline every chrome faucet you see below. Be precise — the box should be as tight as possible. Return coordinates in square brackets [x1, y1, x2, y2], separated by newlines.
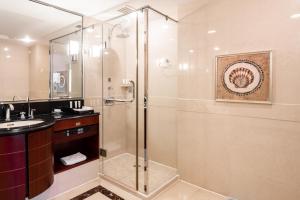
[27, 97, 36, 119]
[27, 97, 31, 118]
[5, 104, 14, 121]
[29, 109, 36, 119]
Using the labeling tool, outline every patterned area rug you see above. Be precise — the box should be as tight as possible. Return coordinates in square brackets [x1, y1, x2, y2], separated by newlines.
[71, 185, 125, 200]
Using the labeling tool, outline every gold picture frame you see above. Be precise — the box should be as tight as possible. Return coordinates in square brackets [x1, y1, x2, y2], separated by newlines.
[215, 51, 272, 104]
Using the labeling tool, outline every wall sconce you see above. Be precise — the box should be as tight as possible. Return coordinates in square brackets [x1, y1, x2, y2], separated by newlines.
[69, 40, 79, 61]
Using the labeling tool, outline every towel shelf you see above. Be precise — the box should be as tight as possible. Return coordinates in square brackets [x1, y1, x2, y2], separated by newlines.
[52, 114, 99, 174]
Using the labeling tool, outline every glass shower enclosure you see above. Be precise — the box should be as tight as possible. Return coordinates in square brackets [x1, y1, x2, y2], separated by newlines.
[86, 7, 178, 196]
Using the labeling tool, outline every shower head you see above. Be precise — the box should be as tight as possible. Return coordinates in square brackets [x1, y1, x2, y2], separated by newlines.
[116, 31, 130, 38]
[106, 21, 130, 48]
[109, 23, 130, 39]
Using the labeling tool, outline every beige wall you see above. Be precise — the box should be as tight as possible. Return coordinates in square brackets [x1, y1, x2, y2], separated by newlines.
[177, 0, 300, 200]
[0, 40, 50, 101]
[0, 40, 29, 101]
[147, 12, 178, 168]
[29, 44, 50, 99]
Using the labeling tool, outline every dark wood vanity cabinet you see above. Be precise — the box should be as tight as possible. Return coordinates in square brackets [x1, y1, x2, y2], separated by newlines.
[0, 128, 54, 200]
[52, 115, 99, 174]
[27, 127, 54, 198]
[0, 135, 26, 200]
[0, 114, 99, 199]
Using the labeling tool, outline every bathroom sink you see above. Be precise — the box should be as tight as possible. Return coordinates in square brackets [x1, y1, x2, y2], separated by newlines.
[0, 120, 44, 129]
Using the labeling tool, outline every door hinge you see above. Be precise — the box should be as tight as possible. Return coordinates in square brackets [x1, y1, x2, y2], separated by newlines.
[99, 148, 107, 157]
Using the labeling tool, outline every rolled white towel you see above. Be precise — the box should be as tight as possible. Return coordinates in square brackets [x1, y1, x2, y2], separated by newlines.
[60, 152, 87, 166]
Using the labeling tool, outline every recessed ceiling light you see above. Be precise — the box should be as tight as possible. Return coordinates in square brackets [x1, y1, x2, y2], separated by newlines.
[189, 49, 195, 53]
[19, 35, 34, 43]
[6, 55, 11, 59]
[214, 47, 220, 51]
[290, 13, 300, 19]
[3, 47, 9, 51]
[208, 30, 216, 34]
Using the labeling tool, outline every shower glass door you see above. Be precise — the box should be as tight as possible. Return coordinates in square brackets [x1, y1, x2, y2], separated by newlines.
[101, 12, 141, 191]
[100, 8, 178, 195]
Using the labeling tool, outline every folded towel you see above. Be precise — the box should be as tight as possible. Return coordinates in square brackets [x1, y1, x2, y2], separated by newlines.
[60, 152, 87, 166]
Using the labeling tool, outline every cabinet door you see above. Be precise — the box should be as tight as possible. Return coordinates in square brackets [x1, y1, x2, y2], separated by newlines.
[28, 127, 54, 198]
[0, 135, 26, 200]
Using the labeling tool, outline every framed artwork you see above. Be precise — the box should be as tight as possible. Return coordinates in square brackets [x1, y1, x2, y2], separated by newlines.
[215, 51, 272, 104]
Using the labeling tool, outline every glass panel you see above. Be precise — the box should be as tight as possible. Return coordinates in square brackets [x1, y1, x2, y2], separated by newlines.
[102, 13, 139, 190]
[144, 9, 178, 194]
[50, 31, 82, 99]
[82, 22, 103, 176]
[137, 10, 146, 193]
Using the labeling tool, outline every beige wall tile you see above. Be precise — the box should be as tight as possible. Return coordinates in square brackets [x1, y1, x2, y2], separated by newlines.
[177, 0, 300, 199]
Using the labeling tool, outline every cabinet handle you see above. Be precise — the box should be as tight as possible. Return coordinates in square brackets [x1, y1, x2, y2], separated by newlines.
[75, 122, 81, 126]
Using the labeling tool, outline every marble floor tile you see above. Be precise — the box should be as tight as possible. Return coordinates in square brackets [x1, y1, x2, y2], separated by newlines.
[103, 153, 178, 193]
[51, 175, 225, 200]
[154, 181, 226, 200]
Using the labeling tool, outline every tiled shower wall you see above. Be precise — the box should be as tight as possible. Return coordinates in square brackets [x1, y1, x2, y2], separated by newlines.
[177, 0, 300, 200]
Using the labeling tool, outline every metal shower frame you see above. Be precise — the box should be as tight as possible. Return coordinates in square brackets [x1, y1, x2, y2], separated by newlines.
[100, 6, 177, 194]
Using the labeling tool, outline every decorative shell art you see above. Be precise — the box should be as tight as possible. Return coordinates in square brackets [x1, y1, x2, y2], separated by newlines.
[222, 60, 264, 96]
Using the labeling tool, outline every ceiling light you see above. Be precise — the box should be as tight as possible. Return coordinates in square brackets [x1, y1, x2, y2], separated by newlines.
[19, 35, 34, 43]
[290, 13, 300, 19]
[214, 47, 220, 51]
[208, 30, 216, 34]
[6, 55, 11, 59]
[69, 40, 79, 55]
[189, 49, 195, 53]
[3, 47, 8, 52]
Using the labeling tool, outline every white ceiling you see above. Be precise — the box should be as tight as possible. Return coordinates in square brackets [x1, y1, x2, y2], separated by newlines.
[40, 0, 199, 20]
[0, 0, 201, 45]
[0, 0, 81, 42]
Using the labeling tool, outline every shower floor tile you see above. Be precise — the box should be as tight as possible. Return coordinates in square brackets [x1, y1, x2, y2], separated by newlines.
[102, 153, 178, 193]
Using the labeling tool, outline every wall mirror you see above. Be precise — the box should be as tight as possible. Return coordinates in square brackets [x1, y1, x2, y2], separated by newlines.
[0, 0, 83, 102]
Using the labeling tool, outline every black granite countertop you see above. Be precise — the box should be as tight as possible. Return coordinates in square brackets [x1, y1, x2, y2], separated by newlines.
[50, 112, 100, 121]
[0, 112, 100, 136]
[0, 115, 55, 136]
